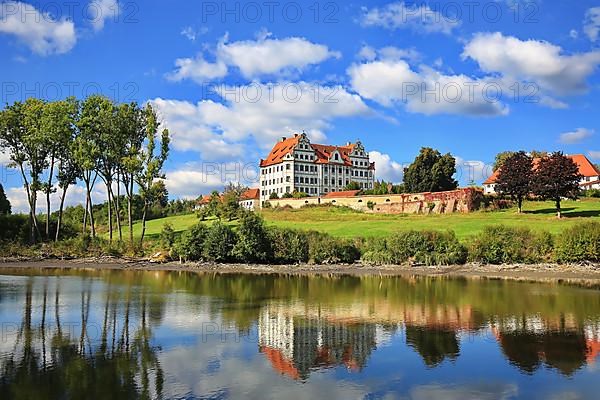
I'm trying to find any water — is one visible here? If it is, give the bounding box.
[1,269,600,399]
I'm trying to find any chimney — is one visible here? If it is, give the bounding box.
[281,137,286,142]
[346,142,351,146]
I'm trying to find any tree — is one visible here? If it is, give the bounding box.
[344,181,361,190]
[403,147,457,193]
[493,151,516,171]
[232,212,272,263]
[496,151,533,213]
[0,183,11,215]
[117,102,145,245]
[219,189,241,221]
[532,152,582,218]
[0,99,48,242]
[136,104,170,245]
[269,192,279,200]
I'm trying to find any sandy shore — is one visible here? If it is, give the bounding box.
[1,257,600,285]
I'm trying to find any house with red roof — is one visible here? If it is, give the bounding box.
[239,188,260,211]
[483,154,600,195]
[259,132,375,204]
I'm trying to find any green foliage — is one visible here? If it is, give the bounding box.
[269,227,309,264]
[468,225,554,264]
[0,184,11,215]
[344,181,361,190]
[233,212,273,263]
[493,151,516,171]
[203,222,236,262]
[269,192,280,199]
[362,231,467,265]
[307,232,360,264]
[281,192,293,198]
[0,214,29,242]
[555,222,600,263]
[292,191,308,198]
[583,189,600,198]
[403,147,457,193]
[173,222,210,262]
[159,222,175,250]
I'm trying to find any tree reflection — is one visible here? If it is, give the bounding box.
[0,277,165,399]
[405,326,459,367]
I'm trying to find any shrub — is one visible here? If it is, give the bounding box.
[233,212,272,263]
[468,225,554,264]
[363,231,467,265]
[203,222,236,262]
[584,189,600,198]
[174,223,209,262]
[159,222,175,250]
[554,222,600,263]
[0,214,29,243]
[307,232,360,264]
[269,227,309,264]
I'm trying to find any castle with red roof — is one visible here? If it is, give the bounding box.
[259,132,375,203]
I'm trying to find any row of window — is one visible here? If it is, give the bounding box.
[261,181,374,197]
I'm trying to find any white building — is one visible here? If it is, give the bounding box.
[239,188,260,211]
[259,133,376,204]
[483,154,600,195]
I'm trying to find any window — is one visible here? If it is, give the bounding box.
[286,164,290,170]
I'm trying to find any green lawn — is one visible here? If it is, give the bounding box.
[122,199,600,241]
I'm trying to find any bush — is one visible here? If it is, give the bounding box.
[362,231,467,265]
[468,225,554,264]
[233,212,272,263]
[174,222,209,262]
[0,214,29,243]
[159,222,175,250]
[269,227,309,264]
[584,189,600,198]
[307,232,360,264]
[555,222,600,263]
[203,222,236,262]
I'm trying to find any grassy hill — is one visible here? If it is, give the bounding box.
[121,198,600,241]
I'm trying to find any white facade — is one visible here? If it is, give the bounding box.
[259,133,375,204]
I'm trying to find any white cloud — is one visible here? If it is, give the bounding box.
[169,35,340,82]
[462,32,600,95]
[5,184,104,214]
[570,29,578,39]
[454,156,493,185]
[0,150,10,165]
[360,1,460,34]
[369,151,404,183]
[181,26,196,42]
[88,0,120,31]
[151,82,370,157]
[559,128,594,144]
[167,55,228,83]
[164,163,259,198]
[0,1,76,55]
[588,151,600,160]
[539,96,568,109]
[218,36,340,79]
[584,7,600,42]
[348,58,508,116]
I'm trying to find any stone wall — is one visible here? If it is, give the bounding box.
[265,188,483,215]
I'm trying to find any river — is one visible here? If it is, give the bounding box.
[1,268,599,399]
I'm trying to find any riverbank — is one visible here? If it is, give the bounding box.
[2,257,600,285]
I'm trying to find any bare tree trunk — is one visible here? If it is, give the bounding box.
[55,185,69,242]
[106,179,113,242]
[556,199,562,219]
[83,172,97,238]
[46,156,55,240]
[115,172,123,241]
[83,195,88,234]
[140,201,148,246]
[18,164,40,243]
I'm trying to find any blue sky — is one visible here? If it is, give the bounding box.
[1,0,600,210]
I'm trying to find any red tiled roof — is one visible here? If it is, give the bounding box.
[260,134,360,167]
[323,190,361,198]
[240,188,260,200]
[260,135,301,167]
[260,346,299,380]
[484,154,599,185]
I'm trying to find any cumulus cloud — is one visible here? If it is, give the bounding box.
[0,1,76,55]
[169,35,340,82]
[151,82,370,157]
[369,151,404,183]
[0,150,10,165]
[167,55,228,83]
[348,58,508,116]
[164,163,259,198]
[462,32,600,96]
[360,1,460,34]
[88,0,120,31]
[584,7,600,42]
[454,156,494,185]
[5,184,103,214]
[559,128,594,144]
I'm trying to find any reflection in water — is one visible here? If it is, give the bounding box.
[0,270,600,398]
